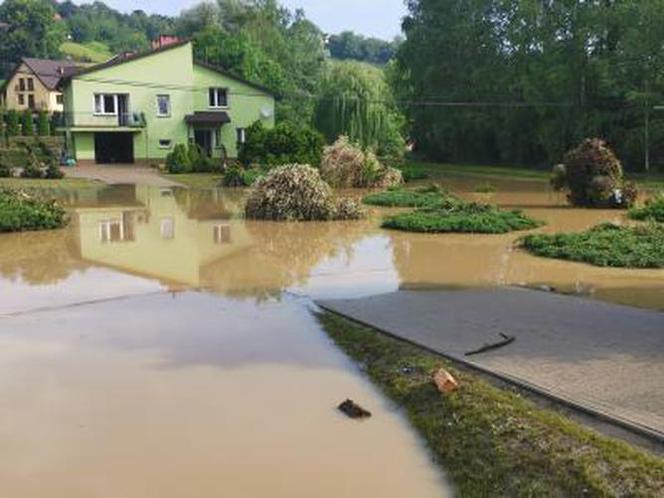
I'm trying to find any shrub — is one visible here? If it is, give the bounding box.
[0,148,29,169]
[37,111,50,136]
[22,110,34,136]
[0,160,13,178]
[553,138,637,208]
[320,136,403,188]
[245,164,364,221]
[221,163,265,187]
[238,121,324,167]
[44,159,64,179]
[6,110,20,137]
[0,189,68,232]
[165,144,191,174]
[20,153,44,179]
[629,192,664,222]
[398,164,430,182]
[383,203,542,234]
[363,184,460,208]
[521,223,664,268]
[188,144,220,173]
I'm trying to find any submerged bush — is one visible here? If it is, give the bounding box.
[629,192,664,222]
[0,189,68,232]
[166,144,220,174]
[245,164,365,221]
[383,203,542,234]
[521,223,664,268]
[320,136,403,188]
[363,184,460,208]
[221,163,265,187]
[552,138,637,208]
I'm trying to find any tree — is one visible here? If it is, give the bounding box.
[37,110,49,136]
[328,31,398,65]
[315,61,405,159]
[6,110,20,137]
[0,0,64,63]
[21,110,34,136]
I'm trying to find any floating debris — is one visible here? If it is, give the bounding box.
[465,333,515,357]
[338,399,372,419]
[432,368,459,394]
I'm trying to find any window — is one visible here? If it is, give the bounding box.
[160,217,175,239]
[158,139,172,149]
[236,128,246,144]
[27,94,35,109]
[27,78,34,91]
[214,127,222,148]
[56,94,63,105]
[94,94,117,115]
[156,94,170,116]
[209,87,228,108]
[18,94,24,105]
[213,224,232,244]
[18,78,25,91]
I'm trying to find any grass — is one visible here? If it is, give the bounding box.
[0,188,68,232]
[363,184,459,208]
[383,202,543,234]
[59,41,112,63]
[0,177,100,190]
[161,173,222,189]
[318,311,664,497]
[629,192,664,222]
[521,223,664,268]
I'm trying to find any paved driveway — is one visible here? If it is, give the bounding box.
[318,288,664,441]
[65,164,182,187]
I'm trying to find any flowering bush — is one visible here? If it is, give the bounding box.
[245,164,365,221]
[320,136,403,188]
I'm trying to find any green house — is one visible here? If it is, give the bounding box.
[58,40,275,165]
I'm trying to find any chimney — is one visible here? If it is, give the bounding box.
[151,35,181,50]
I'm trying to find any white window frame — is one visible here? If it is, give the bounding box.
[236,127,246,144]
[94,93,118,116]
[213,224,232,244]
[158,139,173,149]
[156,94,171,117]
[209,87,228,109]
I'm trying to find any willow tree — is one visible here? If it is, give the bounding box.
[314,60,405,159]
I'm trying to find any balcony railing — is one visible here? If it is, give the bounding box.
[54,112,147,129]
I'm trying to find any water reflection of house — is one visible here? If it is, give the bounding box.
[73,185,251,287]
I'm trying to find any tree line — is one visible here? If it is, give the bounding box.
[393,0,664,170]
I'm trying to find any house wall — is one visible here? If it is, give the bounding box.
[66,42,275,163]
[4,63,63,112]
[192,64,275,158]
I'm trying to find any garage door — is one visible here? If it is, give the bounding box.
[94,133,134,164]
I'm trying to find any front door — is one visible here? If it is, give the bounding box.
[194,129,212,156]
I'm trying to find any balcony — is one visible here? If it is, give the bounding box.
[55,111,147,131]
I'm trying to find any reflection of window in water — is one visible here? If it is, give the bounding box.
[160,217,175,239]
[99,212,135,243]
[213,224,231,244]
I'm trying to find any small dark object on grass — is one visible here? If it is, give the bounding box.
[338,399,372,419]
[465,333,515,357]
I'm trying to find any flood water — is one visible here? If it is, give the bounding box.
[0,177,662,496]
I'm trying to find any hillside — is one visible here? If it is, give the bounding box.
[59,41,113,63]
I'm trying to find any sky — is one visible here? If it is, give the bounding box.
[74,1,407,40]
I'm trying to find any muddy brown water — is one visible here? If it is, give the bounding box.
[0,177,662,496]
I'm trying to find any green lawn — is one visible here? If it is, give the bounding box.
[0,177,101,190]
[318,312,664,497]
[161,173,222,189]
[59,41,112,63]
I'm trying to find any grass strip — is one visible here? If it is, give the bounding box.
[629,193,664,222]
[521,223,664,268]
[317,311,664,498]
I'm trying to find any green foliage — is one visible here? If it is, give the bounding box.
[474,182,496,194]
[21,110,34,137]
[0,159,13,178]
[44,159,63,179]
[320,136,403,188]
[0,0,65,63]
[363,184,458,208]
[522,223,664,268]
[6,110,20,137]
[221,163,264,187]
[37,111,49,137]
[383,203,542,234]
[327,31,398,65]
[395,0,664,169]
[397,163,430,182]
[20,159,43,179]
[555,139,638,208]
[59,40,113,63]
[315,61,406,160]
[0,188,67,232]
[629,192,664,222]
[318,312,664,497]
[245,164,364,221]
[0,148,28,168]
[165,144,191,174]
[239,121,324,167]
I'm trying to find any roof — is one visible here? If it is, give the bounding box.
[22,58,81,90]
[185,111,231,125]
[194,61,275,97]
[60,39,192,86]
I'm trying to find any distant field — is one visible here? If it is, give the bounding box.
[60,41,113,63]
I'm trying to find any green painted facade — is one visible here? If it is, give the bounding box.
[61,42,275,164]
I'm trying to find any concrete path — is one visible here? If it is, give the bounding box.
[65,164,182,187]
[317,288,664,440]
